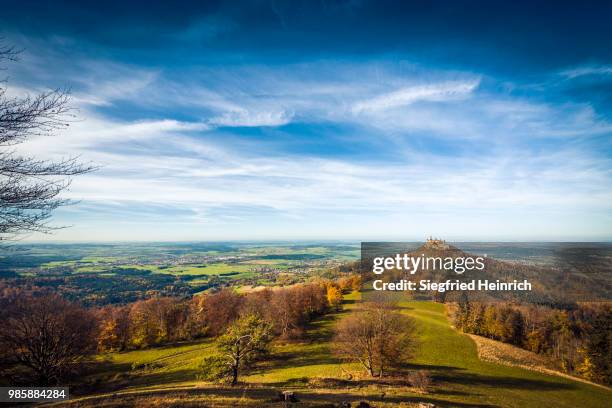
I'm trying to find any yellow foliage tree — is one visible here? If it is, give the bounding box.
[326,285,343,311]
[577,350,596,382]
[350,275,362,292]
[97,319,119,352]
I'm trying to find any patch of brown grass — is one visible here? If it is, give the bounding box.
[468,334,610,390]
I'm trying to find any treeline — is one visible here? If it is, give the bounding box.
[97,276,360,351]
[0,276,360,385]
[0,270,204,306]
[451,300,611,385]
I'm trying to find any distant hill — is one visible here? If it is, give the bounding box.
[362,240,611,305]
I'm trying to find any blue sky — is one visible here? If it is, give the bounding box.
[2,0,611,241]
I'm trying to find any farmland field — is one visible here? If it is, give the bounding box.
[0,242,360,305]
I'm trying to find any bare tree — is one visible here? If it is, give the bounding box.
[334,300,417,377]
[0,44,94,240]
[0,293,98,385]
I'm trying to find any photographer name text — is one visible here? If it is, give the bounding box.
[373,279,532,292]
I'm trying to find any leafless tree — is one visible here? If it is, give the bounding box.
[334,299,417,377]
[0,293,98,385]
[0,43,94,240]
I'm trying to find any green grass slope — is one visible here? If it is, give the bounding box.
[399,300,609,407]
[52,293,610,407]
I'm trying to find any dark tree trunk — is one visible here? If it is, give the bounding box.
[231,365,238,386]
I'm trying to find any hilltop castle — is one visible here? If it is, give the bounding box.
[424,236,450,250]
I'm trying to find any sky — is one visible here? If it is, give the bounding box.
[1,0,611,241]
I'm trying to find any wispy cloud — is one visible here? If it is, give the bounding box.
[352,80,480,114]
[5,37,611,240]
[560,65,612,79]
[208,109,293,127]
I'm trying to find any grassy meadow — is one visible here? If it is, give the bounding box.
[49,291,610,408]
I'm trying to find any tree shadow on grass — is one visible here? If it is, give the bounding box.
[79,360,199,395]
[403,362,576,392]
[303,310,348,342]
[262,349,340,369]
[435,371,576,391]
[261,368,575,399]
[405,362,464,371]
[130,369,199,386]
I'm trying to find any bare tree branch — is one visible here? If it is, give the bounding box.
[0,43,96,240]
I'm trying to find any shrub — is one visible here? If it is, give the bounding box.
[407,370,432,393]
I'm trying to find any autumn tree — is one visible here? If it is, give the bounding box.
[295,282,328,320]
[124,297,193,348]
[186,293,208,338]
[326,283,343,311]
[350,275,362,292]
[501,308,525,346]
[334,300,416,377]
[97,305,130,352]
[211,314,272,386]
[0,293,98,384]
[269,288,304,338]
[337,275,362,293]
[338,277,352,292]
[578,307,611,384]
[0,44,94,240]
[242,283,327,339]
[201,288,243,336]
